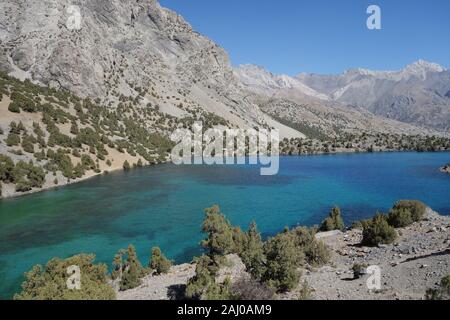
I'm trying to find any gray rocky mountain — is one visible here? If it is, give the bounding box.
[296,60,450,132]
[0,0,303,138]
[234,65,443,137]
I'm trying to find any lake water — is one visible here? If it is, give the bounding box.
[0,152,449,299]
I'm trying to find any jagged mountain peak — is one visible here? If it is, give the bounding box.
[404,59,446,73]
[295,60,450,132]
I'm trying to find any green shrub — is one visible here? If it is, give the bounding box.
[8,101,20,113]
[201,205,235,258]
[230,278,275,300]
[362,213,397,246]
[185,254,231,300]
[292,227,330,267]
[120,245,147,291]
[149,247,172,275]
[262,231,303,292]
[240,222,265,279]
[15,179,32,192]
[123,160,131,171]
[21,135,36,154]
[425,275,450,300]
[47,149,74,178]
[320,206,345,231]
[388,208,413,228]
[81,154,96,171]
[297,281,313,300]
[350,219,372,230]
[14,254,116,300]
[391,200,426,223]
[6,132,20,146]
[0,155,14,182]
[304,238,330,267]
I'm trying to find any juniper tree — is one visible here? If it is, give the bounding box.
[388,200,426,227]
[362,213,397,246]
[320,206,345,231]
[240,221,265,279]
[231,226,247,255]
[201,205,234,261]
[262,230,304,292]
[123,160,131,171]
[149,247,172,275]
[185,254,230,300]
[120,245,146,291]
[14,254,115,300]
[111,248,126,280]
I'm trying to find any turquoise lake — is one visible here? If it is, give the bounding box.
[0,152,449,299]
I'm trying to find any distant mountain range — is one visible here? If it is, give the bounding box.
[236,61,450,132]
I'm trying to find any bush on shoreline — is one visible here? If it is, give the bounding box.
[149,247,172,275]
[388,200,426,227]
[362,213,397,246]
[320,206,345,232]
[14,254,115,300]
[262,230,303,292]
[120,245,148,291]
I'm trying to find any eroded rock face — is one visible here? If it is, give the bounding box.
[0,0,271,131]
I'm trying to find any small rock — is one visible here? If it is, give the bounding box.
[428,227,438,233]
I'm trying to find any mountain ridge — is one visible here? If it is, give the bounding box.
[236,60,450,132]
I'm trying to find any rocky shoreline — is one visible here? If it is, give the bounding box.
[117,208,449,300]
[441,164,450,174]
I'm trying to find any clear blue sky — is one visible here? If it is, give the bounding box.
[159,0,450,75]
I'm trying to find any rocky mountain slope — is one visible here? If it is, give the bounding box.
[0,0,302,139]
[296,60,450,132]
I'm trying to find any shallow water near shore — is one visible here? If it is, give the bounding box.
[0,152,450,299]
